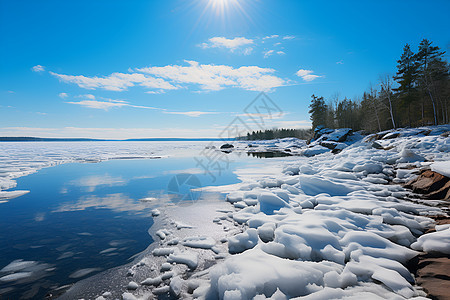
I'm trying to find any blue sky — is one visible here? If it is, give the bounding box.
[1,0,449,138]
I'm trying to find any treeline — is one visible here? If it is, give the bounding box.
[309,39,449,132]
[239,128,312,140]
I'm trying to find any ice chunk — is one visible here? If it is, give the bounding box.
[127,281,139,290]
[209,248,336,299]
[258,192,289,214]
[303,145,330,157]
[122,292,138,300]
[182,236,216,249]
[167,251,199,269]
[152,247,175,256]
[0,190,29,201]
[298,175,353,196]
[0,259,37,272]
[397,148,425,163]
[411,228,450,254]
[228,229,258,254]
[170,276,183,297]
[431,161,450,178]
[161,263,172,271]
[141,276,162,286]
[0,272,32,282]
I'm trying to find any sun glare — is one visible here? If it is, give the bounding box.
[207,0,242,16]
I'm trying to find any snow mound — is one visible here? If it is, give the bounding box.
[411,228,450,254]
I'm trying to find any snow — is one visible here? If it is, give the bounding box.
[411,228,450,254]
[141,276,162,286]
[167,250,199,269]
[181,236,216,249]
[186,125,450,299]
[126,281,139,290]
[430,161,450,178]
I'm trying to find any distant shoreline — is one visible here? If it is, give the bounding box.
[0,137,235,142]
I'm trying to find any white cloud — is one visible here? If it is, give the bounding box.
[283,35,295,40]
[263,50,285,59]
[336,60,344,65]
[263,50,274,58]
[201,37,254,51]
[243,47,253,55]
[67,97,159,111]
[50,71,178,92]
[296,69,322,82]
[67,100,127,110]
[163,111,218,117]
[263,35,279,40]
[58,92,68,98]
[135,60,285,92]
[32,65,45,72]
[51,61,285,93]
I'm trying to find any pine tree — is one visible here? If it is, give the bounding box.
[394,44,419,126]
[416,39,447,125]
[308,95,328,129]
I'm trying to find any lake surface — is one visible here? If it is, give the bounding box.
[0,149,267,299]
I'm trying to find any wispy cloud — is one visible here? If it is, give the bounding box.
[58,92,68,98]
[201,34,295,58]
[336,60,344,65]
[67,95,159,111]
[296,69,323,82]
[263,35,279,40]
[263,49,286,59]
[163,111,218,117]
[200,37,253,52]
[263,50,274,58]
[32,65,45,72]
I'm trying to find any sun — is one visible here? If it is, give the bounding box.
[207,0,242,16]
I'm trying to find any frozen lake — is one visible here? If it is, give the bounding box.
[0,142,270,299]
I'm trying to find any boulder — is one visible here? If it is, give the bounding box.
[220,143,234,149]
[405,170,450,200]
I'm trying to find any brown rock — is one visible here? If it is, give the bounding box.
[405,170,450,200]
[416,257,450,300]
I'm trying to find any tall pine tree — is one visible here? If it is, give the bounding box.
[308,95,327,129]
[416,39,447,125]
[394,44,418,126]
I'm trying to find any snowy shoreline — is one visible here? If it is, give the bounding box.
[61,125,450,300]
[1,126,449,299]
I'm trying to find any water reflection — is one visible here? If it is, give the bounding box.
[68,174,127,192]
[53,193,154,214]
